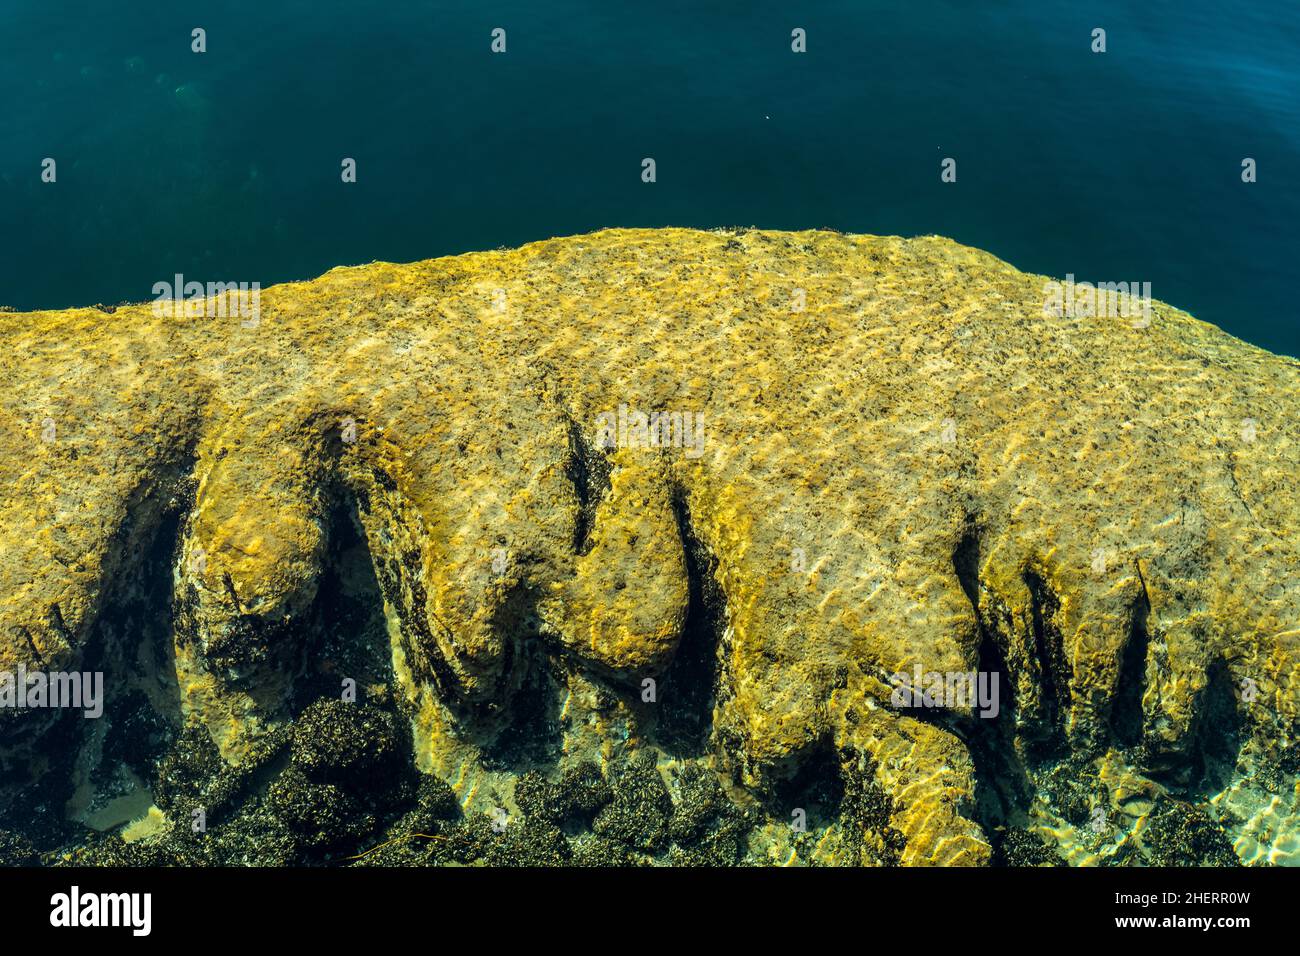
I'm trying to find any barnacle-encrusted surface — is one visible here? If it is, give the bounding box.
[1,227,1297,865]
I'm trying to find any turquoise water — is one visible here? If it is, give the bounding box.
[1,1,1297,356]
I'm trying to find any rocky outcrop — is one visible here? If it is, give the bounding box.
[2,227,1297,865]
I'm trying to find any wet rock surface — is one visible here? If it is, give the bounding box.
[0,227,1297,865]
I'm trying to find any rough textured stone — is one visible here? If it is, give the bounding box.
[2,227,1297,865]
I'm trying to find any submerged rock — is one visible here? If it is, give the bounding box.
[1,227,1297,865]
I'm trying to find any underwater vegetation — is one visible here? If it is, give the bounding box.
[0,227,1296,866]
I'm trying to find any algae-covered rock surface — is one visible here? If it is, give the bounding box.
[0,227,1297,866]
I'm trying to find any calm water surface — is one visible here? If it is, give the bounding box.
[1,1,1296,355]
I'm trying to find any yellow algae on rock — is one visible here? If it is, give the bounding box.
[1,227,1298,865]
[121,805,168,844]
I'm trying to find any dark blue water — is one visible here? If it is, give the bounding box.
[2,1,1297,355]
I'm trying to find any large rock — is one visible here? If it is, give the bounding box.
[2,227,1297,865]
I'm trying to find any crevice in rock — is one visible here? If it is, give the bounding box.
[565,418,612,556]
[1024,570,1072,756]
[876,672,1030,854]
[0,472,193,852]
[952,526,982,611]
[966,626,1033,828]
[287,486,395,716]
[1109,570,1151,749]
[939,531,1033,844]
[480,585,565,771]
[365,510,461,707]
[1177,658,1244,799]
[651,486,728,757]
